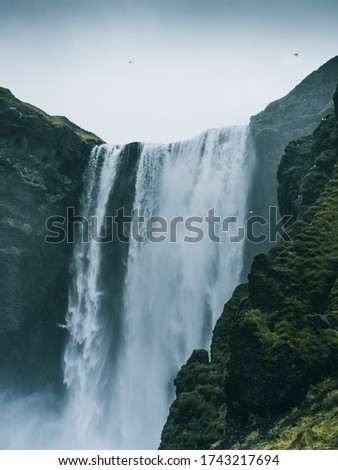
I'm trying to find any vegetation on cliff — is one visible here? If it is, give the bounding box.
[0,88,103,391]
[160,84,338,450]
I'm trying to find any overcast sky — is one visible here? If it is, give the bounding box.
[0,0,337,143]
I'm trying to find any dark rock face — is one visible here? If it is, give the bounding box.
[242,56,338,275]
[0,88,103,392]
[334,85,338,119]
[159,348,226,450]
[160,84,338,450]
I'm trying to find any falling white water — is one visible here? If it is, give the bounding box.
[62,126,254,449]
[63,144,123,447]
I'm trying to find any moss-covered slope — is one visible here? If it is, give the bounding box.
[160,85,338,450]
[0,88,103,391]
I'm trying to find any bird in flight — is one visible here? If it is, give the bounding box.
[294,53,299,57]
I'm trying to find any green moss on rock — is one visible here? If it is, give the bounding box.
[160,350,226,450]
[0,87,103,391]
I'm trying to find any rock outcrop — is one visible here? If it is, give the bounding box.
[0,88,103,391]
[243,56,338,275]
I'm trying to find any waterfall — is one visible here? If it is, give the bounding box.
[63,126,254,449]
[63,144,124,447]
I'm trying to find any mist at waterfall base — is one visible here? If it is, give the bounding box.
[0,126,255,449]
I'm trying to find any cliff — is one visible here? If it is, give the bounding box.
[243,56,338,275]
[160,85,338,450]
[0,88,103,391]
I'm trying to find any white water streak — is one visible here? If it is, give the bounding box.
[63,144,122,446]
